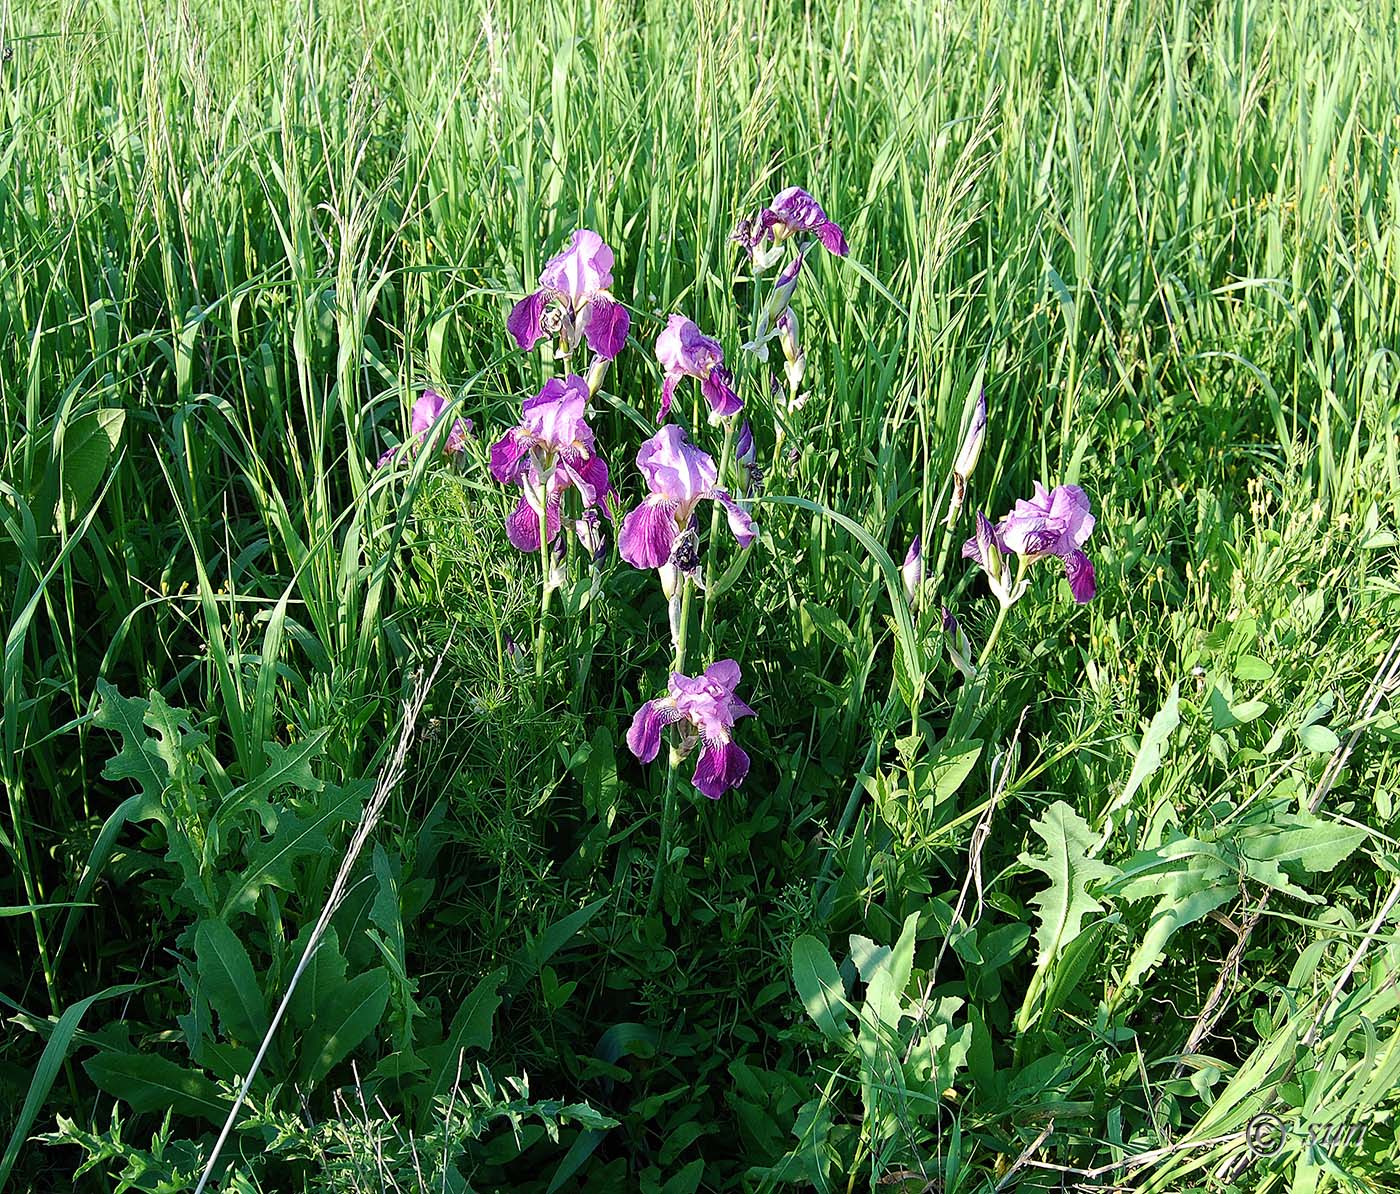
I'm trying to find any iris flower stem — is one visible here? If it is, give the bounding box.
[976,556,1029,670]
[534,502,552,709]
[698,419,738,651]
[650,576,694,915]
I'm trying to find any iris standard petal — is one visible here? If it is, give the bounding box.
[539,229,615,302]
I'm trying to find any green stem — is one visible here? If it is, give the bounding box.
[699,419,738,650]
[650,576,693,915]
[534,499,552,709]
[975,556,1029,670]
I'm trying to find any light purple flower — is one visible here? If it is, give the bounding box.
[962,483,1096,604]
[617,425,756,571]
[489,375,613,553]
[506,229,630,361]
[376,389,472,468]
[626,659,756,799]
[736,187,848,259]
[654,315,741,422]
[902,536,923,604]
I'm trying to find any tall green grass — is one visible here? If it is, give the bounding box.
[2,0,1399,1188]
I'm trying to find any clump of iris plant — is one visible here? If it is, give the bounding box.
[627,660,755,800]
[376,389,471,468]
[489,374,613,552]
[735,187,847,448]
[654,315,741,423]
[507,229,630,362]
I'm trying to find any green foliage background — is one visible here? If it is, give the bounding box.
[2,0,1399,1188]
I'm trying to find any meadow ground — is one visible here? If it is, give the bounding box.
[3,0,1400,1189]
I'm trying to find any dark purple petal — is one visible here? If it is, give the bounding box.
[507,290,550,350]
[626,698,679,763]
[489,429,531,485]
[1064,550,1096,604]
[701,367,742,418]
[691,740,750,799]
[618,497,680,569]
[583,296,630,360]
[505,495,560,553]
[559,450,611,509]
[816,220,848,256]
[711,490,756,548]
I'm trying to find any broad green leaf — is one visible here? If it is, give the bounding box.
[84,1052,230,1126]
[221,782,365,916]
[300,968,390,1086]
[194,919,268,1044]
[288,927,348,1030]
[59,408,124,520]
[1106,684,1180,826]
[428,967,506,1101]
[1240,812,1365,875]
[791,935,851,1044]
[1300,724,1341,753]
[218,730,329,832]
[1020,802,1121,964]
[860,911,920,1027]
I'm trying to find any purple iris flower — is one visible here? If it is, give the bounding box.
[626,659,756,799]
[736,187,848,260]
[506,229,630,360]
[376,389,472,468]
[617,425,756,571]
[962,483,1096,604]
[654,315,741,423]
[489,374,613,553]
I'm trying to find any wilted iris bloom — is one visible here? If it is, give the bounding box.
[735,187,849,264]
[901,536,923,604]
[376,389,472,468]
[654,315,741,422]
[963,484,1096,604]
[489,374,612,552]
[943,390,987,526]
[626,659,756,799]
[618,424,756,573]
[507,229,630,360]
[733,420,764,496]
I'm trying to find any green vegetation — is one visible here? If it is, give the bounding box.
[2,0,1399,1188]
